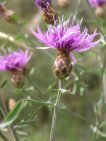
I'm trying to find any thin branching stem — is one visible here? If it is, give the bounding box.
[49,80,62,141]
[0,131,9,141]
[86,0,106,100]
[0,96,19,141]
[73,0,81,21]
[86,1,106,139]
[0,32,33,51]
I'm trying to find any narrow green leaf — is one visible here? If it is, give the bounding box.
[0,80,7,88]
[0,100,27,130]
[26,98,53,106]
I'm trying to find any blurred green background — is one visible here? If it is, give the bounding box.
[0,0,106,141]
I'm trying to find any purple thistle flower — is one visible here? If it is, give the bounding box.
[35,0,51,10]
[32,17,102,62]
[0,49,32,71]
[88,0,106,7]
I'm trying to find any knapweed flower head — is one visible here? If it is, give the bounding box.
[0,49,32,88]
[0,49,32,72]
[32,17,102,79]
[88,0,106,7]
[35,0,57,24]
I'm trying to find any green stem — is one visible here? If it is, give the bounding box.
[0,96,19,141]
[88,133,95,141]
[10,125,19,141]
[73,0,81,21]
[0,131,9,141]
[49,80,62,141]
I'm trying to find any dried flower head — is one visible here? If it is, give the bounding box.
[0,49,32,87]
[32,17,102,79]
[35,0,57,24]
[0,2,15,22]
[88,0,106,7]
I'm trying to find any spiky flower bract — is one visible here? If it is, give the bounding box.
[32,17,102,79]
[88,0,106,7]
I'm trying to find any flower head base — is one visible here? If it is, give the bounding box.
[35,0,57,24]
[32,17,102,79]
[11,71,25,88]
[0,49,32,87]
[53,52,72,79]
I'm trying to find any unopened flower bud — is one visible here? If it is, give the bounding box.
[8,98,16,111]
[95,6,104,17]
[53,53,72,79]
[4,10,15,22]
[0,3,15,23]
[57,0,69,7]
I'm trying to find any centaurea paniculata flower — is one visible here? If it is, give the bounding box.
[0,49,32,87]
[35,0,57,24]
[32,17,102,79]
[88,0,106,16]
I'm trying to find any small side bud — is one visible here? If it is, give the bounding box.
[4,10,15,22]
[53,53,72,79]
[8,98,16,111]
[95,6,104,17]
[58,0,69,8]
